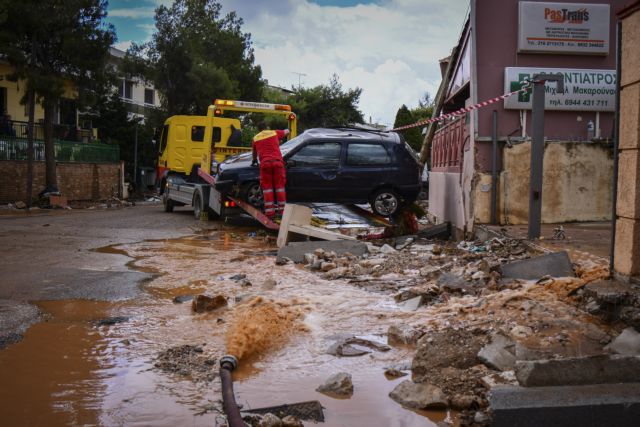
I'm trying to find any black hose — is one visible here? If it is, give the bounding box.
[219,355,244,427]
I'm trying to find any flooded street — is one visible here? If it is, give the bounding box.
[0,212,451,426]
[0,205,626,426]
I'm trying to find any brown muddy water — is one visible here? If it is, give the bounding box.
[0,230,454,426]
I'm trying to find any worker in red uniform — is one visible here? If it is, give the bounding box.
[251,122,289,218]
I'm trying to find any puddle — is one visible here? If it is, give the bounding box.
[0,232,456,426]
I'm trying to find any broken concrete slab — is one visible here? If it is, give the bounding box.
[389,380,448,409]
[606,327,640,356]
[276,240,367,264]
[501,251,574,280]
[477,333,516,372]
[583,279,637,305]
[515,355,640,387]
[490,383,640,427]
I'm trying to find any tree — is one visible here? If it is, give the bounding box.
[393,105,423,151]
[392,93,434,152]
[0,0,115,194]
[126,0,263,116]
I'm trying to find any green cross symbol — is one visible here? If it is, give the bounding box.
[510,73,533,103]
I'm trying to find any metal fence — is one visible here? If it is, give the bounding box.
[0,137,119,164]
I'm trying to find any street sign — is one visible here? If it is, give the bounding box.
[518,2,610,55]
[504,67,616,111]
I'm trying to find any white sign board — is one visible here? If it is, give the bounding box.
[518,2,610,55]
[504,67,616,111]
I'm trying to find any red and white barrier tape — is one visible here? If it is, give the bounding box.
[391,86,531,132]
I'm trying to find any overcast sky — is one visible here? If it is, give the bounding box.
[107,0,469,127]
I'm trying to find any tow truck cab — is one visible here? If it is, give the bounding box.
[157,100,298,191]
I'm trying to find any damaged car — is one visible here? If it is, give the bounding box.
[214,127,421,216]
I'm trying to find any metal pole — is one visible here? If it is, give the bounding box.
[527,73,564,240]
[528,80,545,239]
[491,110,498,225]
[133,123,138,188]
[610,20,622,277]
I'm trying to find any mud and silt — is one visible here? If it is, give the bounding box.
[0,226,617,426]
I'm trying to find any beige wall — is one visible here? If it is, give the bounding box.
[474,142,613,225]
[0,161,120,203]
[614,4,640,279]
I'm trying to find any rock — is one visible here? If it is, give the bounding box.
[359,258,386,267]
[437,273,471,293]
[477,333,516,371]
[474,411,490,424]
[324,267,349,280]
[481,371,518,388]
[327,336,391,357]
[606,327,640,356]
[419,265,442,279]
[510,325,534,339]
[471,271,487,281]
[325,250,338,260]
[387,324,424,345]
[281,415,303,427]
[366,243,381,254]
[303,253,316,265]
[258,413,283,427]
[229,274,246,281]
[191,294,227,313]
[620,306,640,329]
[394,284,440,303]
[450,394,480,410]
[316,372,353,396]
[398,295,424,311]
[432,245,443,255]
[96,316,129,326]
[262,279,277,290]
[380,244,396,254]
[238,278,253,287]
[321,261,337,272]
[15,201,26,209]
[384,368,408,378]
[314,248,325,258]
[275,257,292,265]
[172,295,194,304]
[388,380,447,409]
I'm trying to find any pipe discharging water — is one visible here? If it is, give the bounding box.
[220,297,309,425]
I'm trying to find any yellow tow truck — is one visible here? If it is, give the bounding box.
[158,99,298,221]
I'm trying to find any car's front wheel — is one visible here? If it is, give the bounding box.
[370,188,400,217]
[242,182,264,208]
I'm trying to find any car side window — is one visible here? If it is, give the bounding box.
[347,143,390,165]
[290,142,341,166]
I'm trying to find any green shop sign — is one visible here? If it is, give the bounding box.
[504,67,616,112]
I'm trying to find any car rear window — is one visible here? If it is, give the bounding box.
[347,143,390,165]
[290,142,341,166]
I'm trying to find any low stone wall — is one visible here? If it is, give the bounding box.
[474,141,613,225]
[0,161,120,203]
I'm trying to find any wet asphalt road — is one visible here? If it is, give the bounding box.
[0,203,206,347]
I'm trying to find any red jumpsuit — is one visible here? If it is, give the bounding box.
[252,130,287,218]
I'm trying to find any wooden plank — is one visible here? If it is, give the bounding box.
[229,196,280,230]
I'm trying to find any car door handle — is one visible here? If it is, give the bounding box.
[319,172,337,180]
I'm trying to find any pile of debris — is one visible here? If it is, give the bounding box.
[154,344,217,382]
[277,230,628,425]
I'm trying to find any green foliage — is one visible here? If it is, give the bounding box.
[0,0,115,188]
[126,0,263,116]
[91,94,156,176]
[260,75,363,131]
[393,93,434,151]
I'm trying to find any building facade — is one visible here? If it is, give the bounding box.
[428,0,623,234]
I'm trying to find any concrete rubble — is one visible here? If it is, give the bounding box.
[277,227,637,425]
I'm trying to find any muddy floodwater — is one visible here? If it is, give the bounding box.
[0,228,454,426]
